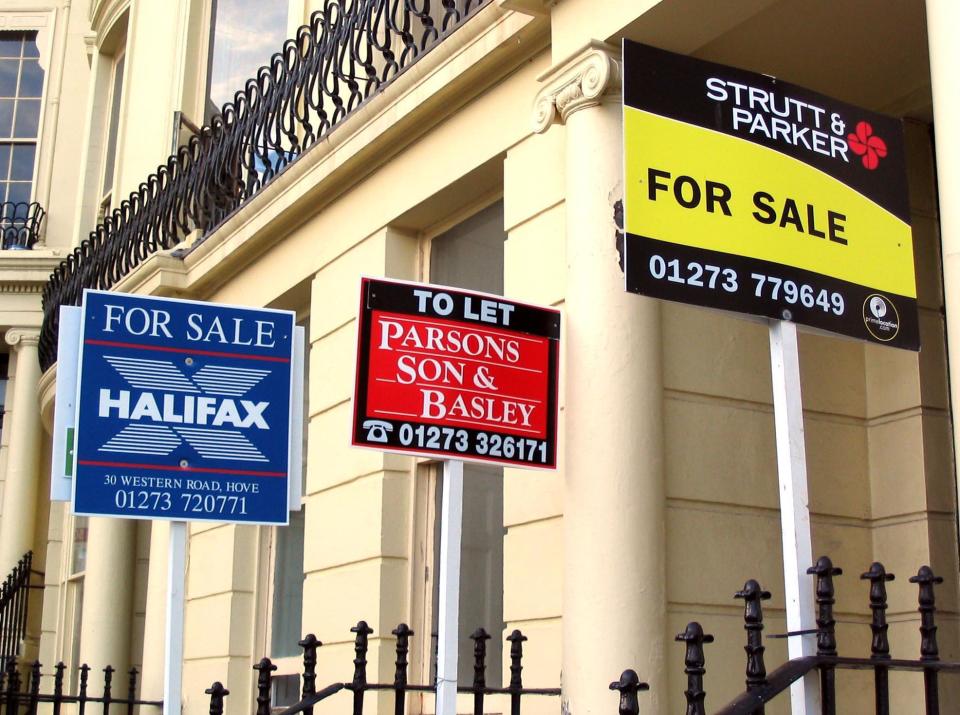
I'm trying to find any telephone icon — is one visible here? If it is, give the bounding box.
[362,420,393,443]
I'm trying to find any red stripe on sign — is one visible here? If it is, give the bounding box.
[78,460,286,478]
[83,339,291,362]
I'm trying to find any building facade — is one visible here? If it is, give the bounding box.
[0,1,957,714]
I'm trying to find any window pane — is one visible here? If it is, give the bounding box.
[0,144,11,181]
[0,182,9,207]
[271,675,301,709]
[430,464,504,688]
[207,0,288,112]
[0,99,12,137]
[0,60,18,96]
[10,144,34,181]
[0,37,20,59]
[429,202,506,295]
[68,579,84,691]
[102,55,125,194]
[0,360,5,433]
[460,464,504,687]
[18,60,43,97]
[22,34,39,59]
[270,509,305,657]
[0,354,8,408]
[12,194,29,216]
[7,181,30,205]
[14,98,39,138]
[72,517,89,574]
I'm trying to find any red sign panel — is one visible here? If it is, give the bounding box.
[352,278,560,469]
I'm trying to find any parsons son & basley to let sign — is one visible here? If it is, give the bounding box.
[352,278,560,469]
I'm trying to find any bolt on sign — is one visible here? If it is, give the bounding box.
[622,40,917,349]
[352,278,560,469]
[72,290,302,524]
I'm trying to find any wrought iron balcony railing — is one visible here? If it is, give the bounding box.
[0,203,45,251]
[0,552,39,673]
[38,0,489,370]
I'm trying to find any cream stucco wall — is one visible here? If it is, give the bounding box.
[14,2,960,715]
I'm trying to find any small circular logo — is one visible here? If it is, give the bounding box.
[869,296,887,319]
[862,294,900,341]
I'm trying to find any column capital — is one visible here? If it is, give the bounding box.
[532,41,621,134]
[5,328,41,350]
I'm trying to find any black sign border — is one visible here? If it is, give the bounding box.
[625,233,919,351]
[352,277,561,470]
[621,39,919,350]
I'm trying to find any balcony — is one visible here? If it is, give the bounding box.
[0,202,44,250]
[38,0,490,370]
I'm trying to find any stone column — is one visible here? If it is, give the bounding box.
[77,516,136,688]
[138,520,170,703]
[533,42,667,715]
[926,0,960,505]
[0,329,43,575]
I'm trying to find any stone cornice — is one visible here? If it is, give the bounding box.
[497,0,553,16]
[0,282,45,294]
[0,251,65,292]
[532,41,621,134]
[5,327,41,349]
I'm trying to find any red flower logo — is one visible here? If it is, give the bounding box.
[848,121,887,170]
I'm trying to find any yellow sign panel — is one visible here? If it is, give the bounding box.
[625,108,915,298]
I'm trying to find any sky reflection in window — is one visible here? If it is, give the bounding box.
[208,0,288,112]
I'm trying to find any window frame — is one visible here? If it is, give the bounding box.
[409,461,443,692]
[74,8,129,237]
[96,45,127,222]
[0,12,54,231]
[0,351,8,439]
[409,461,506,695]
[62,513,89,691]
[252,312,309,702]
[253,510,306,683]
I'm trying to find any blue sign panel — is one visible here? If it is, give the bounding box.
[73,290,296,524]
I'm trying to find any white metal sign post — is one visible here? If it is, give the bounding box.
[435,459,464,715]
[164,522,187,715]
[768,319,818,715]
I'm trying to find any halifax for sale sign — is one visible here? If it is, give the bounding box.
[72,290,297,524]
[352,278,560,469]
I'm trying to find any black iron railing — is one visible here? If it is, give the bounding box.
[0,553,40,673]
[203,620,562,715]
[0,660,161,715]
[198,557,959,715]
[650,557,959,715]
[38,0,490,370]
[0,203,44,250]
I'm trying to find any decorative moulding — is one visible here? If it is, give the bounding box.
[532,40,621,134]
[5,327,41,349]
[89,0,129,44]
